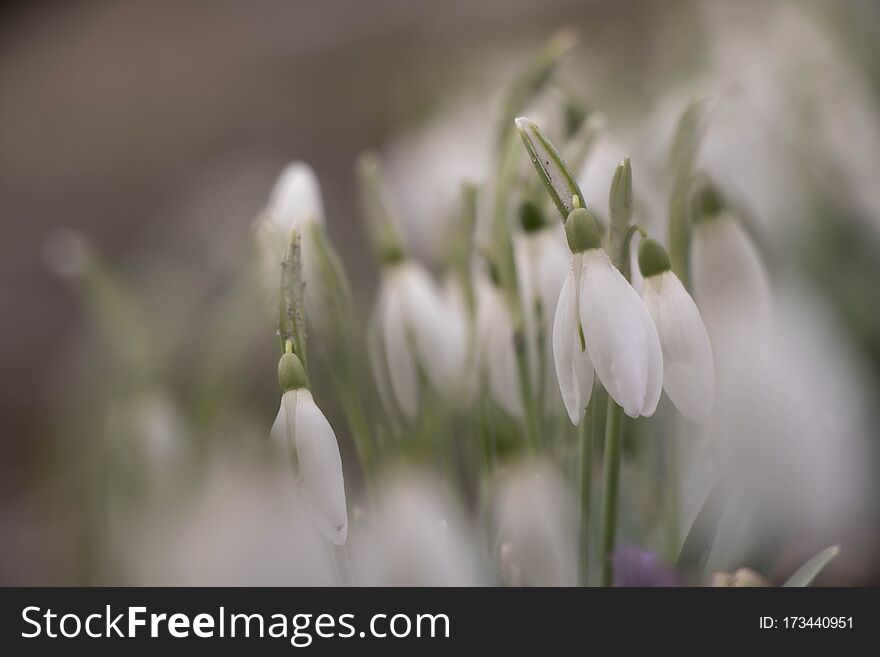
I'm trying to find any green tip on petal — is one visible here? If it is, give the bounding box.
[278,351,308,392]
[638,238,672,278]
[519,199,548,233]
[565,208,602,253]
[691,177,725,223]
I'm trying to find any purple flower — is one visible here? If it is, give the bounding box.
[612,545,681,587]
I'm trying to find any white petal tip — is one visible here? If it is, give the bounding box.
[514,116,531,131]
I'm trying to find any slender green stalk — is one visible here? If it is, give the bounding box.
[600,397,624,587]
[577,406,593,586]
[663,428,680,561]
[514,335,541,449]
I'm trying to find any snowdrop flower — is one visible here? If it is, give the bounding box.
[120,460,335,585]
[271,350,347,546]
[638,238,714,422]
[256,162,326,322]
[353,474,481,586]
[493,460,578,586]
[474,273,523,419]
[553,208,663,420]
[370,258,456,419]
[513,208,570,409]
[689,200,772,353]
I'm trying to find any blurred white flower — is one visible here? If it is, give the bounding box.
[638,239,714,423]
[384,96,494,263]
[436,273,471,399]
[493,460,577,586]
[370,260,455,419]
[690,211,772,354]
[272,384,348,546]
[255,161,326,322]
[474,274,523,419]
[353,475,481,586]
[514,223,570,411]
[120,462,334,586]
[703,288,873,570]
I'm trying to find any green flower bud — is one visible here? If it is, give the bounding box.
[564,208,602,253]
[519,199,547,233]
[637,238,672,278]
[278,351,308,392]
[691,178,724,223]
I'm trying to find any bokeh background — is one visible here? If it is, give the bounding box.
[2,0,880,585]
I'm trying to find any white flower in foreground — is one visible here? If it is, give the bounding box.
[638,238,714,422]
[370,259,454,419]
[690,209,772,350]
[552,253,594,424]
[493,460,578,586]
[256,162,326,321]
[271,351,347,546]
[354,475,481,586]
[474,274,524,419]
[554,208,662,420]
[514,218,570,409]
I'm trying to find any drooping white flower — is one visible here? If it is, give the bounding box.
[690,210,772,354]
[514,222,570,410]
[638,238,714,422]
[256,162,326,322]
[271,352,347,546]
[474,274,523,419]
[553,208,662,420]
[370,259,456,419]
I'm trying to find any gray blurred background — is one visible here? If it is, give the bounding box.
[2,0,879,584]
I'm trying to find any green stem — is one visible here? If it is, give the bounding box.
[600,398,623,587]
[577,407,593,586]
[664,425,680,560]
[514,335,540,450]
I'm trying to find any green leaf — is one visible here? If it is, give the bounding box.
[667,96,708,285]
[608,157,633,270]
[356,152,405,264]
[676,480,722,570]
[515,116,584,220]
[782,546,840,587]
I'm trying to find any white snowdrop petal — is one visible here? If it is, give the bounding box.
[643,272,715,422]
[269,394,290,450]
[579,249,659,418]
[293,390,348,546]
[380,270,420,419]
[476,279,523,419]
[637,291,664,417]
[399,263,455,394]
[690,213,772,349]
[266,162,325,231]
[437,277,470,397]
[553,260,594,424]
